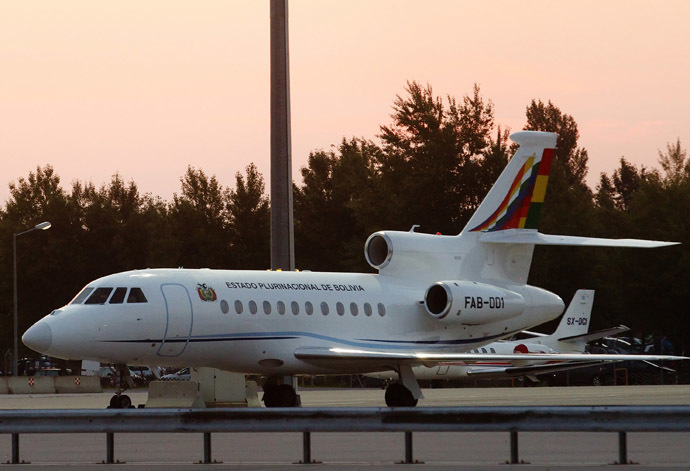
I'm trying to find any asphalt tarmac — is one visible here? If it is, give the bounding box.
[2,385,690,470]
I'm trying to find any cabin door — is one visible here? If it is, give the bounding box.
[157,283,193,357]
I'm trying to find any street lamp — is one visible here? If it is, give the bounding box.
[13,221,51,376]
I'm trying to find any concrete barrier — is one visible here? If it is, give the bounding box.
[7,376,56,394]
[192,368,248,406]
[55,376,103,394]
[146,381,206,408]
[245,381,262,407]
[0,377,8,394]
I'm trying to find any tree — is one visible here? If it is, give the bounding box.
[377,81,498,234]
[227,163,270,269]
[525,100,589,188]
[76,175,154,276]
[169,167,231,268]
[0,166,75,362]
[658,138,689,187]
[294,138,380,271]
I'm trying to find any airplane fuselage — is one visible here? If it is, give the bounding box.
[32,268,564,375]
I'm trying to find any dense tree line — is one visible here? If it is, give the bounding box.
[1,81,688,371]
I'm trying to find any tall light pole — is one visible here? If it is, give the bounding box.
[13,221,51,376]
[270,0,295,271]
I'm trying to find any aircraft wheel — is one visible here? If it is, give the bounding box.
[385,383,418,407]
[119,394,133,408]
[262,385,277,407]
[108,395,120,408]
[108,394,133,409]
[275,384,297,407]
[263,384,297,407]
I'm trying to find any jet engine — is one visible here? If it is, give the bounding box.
[424,280,525,325]
[364,230,462,278]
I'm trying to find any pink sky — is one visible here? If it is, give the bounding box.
[2,0,688,206]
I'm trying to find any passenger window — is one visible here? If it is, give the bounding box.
[234,300,243,314]
[364,303,372,317]
[320,302,329,316]
[336,302,344,316]
[277,301,286,315]
[249,300,257,314]
[109,287,127,304]
[220,300,229,314]
[127,288,148,303]
[377,303,386,317]
[85,288,113,305]
[71,287,94,305]
[291,301,299,315]
[263,301,271,315]
[350,302,358,316]
[305,301,314,315]
[490,348,496,353]
[481,348,487,353]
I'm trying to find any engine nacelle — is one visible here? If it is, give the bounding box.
[363,230,462,280]
[424,280,525,325]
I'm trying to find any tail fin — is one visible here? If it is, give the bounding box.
[458,131,557,284]
[546,289,595,353]
[463,131,557,234]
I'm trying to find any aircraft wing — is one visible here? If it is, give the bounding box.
[464,360,611,379]
[294,346,688,366]
[558,325,630,343]
[479,229,679,248]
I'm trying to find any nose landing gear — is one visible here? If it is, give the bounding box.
[107,364,136,409]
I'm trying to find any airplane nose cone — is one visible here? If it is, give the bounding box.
[22,322,52,354]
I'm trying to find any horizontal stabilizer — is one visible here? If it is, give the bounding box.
[520,330,548,338]
[479,229,679,248]
[559,325,630,343]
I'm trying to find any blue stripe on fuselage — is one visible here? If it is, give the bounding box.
[101,329,522,351]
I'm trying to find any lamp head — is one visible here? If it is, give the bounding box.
[35,221,51,231]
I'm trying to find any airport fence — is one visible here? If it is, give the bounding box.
[1,405,690,465]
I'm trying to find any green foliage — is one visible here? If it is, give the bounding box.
[376,81,500,234]
[294,138,381,272]
[227,163,270,269]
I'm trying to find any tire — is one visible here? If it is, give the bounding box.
[385,383,418,407]
[119,394,133,408]
[263,384,297,407]
[275,384,297,407]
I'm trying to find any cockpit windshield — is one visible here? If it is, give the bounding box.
[70,286,148,305]
[70,287,94,305]
[84,287,113,305]
[127,287,148,303]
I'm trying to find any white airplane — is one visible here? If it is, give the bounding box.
[22,131,684,408]
[366,289,632,383]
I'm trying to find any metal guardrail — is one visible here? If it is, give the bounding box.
[2,406,690,465]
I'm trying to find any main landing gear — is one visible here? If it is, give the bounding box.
[385,382,418,407]
[262,376,300,407]
[384,364,422,407]
[107,364,136,409]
